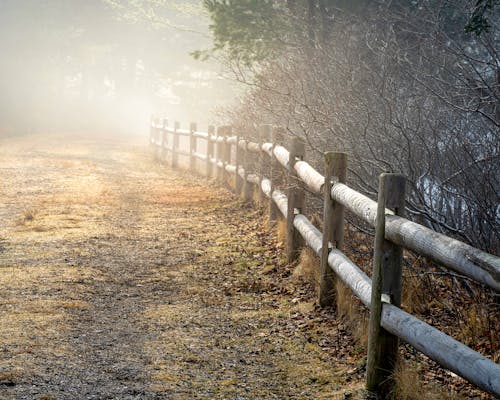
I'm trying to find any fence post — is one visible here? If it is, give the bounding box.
[366,173,406,396]
[155,118,162,160]
[234,133,242,195]
[242,138,252,202]
[223,126,228,183]
[268,126,282,224]
[172,121,180,169]
[258,125,270,207]
[149,116,155,147]
[207,125,214,178]
[223,126,232,187]
[319,152,347,307]
[286,136,306,263]
[190,122,197,173]
[215,127,221,182]
[161,118,168,162]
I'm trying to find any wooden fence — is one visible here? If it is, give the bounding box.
[149,117,500,397]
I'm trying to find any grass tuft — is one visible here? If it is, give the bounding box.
[402,273,426,314]
[16,207,37,225]
[276,218,287,245]
[292,247,320,290]
[391,361,465,400]
[336,279,369,350]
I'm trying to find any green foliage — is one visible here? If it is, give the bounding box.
[464,0,499,35]
[203,0,289,65]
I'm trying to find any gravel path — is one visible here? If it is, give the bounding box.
[0,133,363,400]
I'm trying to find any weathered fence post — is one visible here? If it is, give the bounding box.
[242,138,252,202]
[155,118,162,160]
[286,136,306,263]
[207,125,214,178]
[366,173,406,396]
[319,152,347,307]
[258,125,270,207]
[149,116,154,147]
[234,133,242,195]
[172,121,180,169]
[224,126,232,187]
[189,122,197,173]
[161,118,168,162]
[216,126,223,182]
[268,127,282,224]
[151,117,157,157]
[220,126,228,185]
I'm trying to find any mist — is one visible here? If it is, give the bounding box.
[0,0,236,137]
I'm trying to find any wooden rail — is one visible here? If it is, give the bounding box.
[149,118,500,397]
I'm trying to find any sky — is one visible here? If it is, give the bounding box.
[0,0,238,136]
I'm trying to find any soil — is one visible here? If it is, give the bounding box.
[0,133,365,400]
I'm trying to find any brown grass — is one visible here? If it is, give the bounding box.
[336,279,369,350]
[15,207,37,225]
[39,395,57,400]
[276,217,287,245]
[458,303,498,356]
[336,279,353,318]
[292,247,320,290]
[402,273,427,314]
[0,367,24,384]
[252,185,261,204]
[392,361,465,400]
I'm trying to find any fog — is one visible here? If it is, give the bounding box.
[0,0,237,137]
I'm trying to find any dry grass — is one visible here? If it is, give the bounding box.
[392,361,465,400]
[292,247,320,290]
[458,302,498,358]
[0,367,24,384]
[402,273,427,314]
[252,185,261,204]
[22,207,37,222]
[336,279,354,319]
[310,212,323,230]
[15,207,37,225]
[39,395,57,400]
[276,217,287,245]
[336,279,369,350]
[392,361,431,400]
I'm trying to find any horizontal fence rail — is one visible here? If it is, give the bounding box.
[149,117,500,397]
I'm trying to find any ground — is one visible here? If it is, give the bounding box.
[0,133,366,400]
[0,132,496,400]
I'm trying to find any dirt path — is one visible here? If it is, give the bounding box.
[0,133,364,399]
